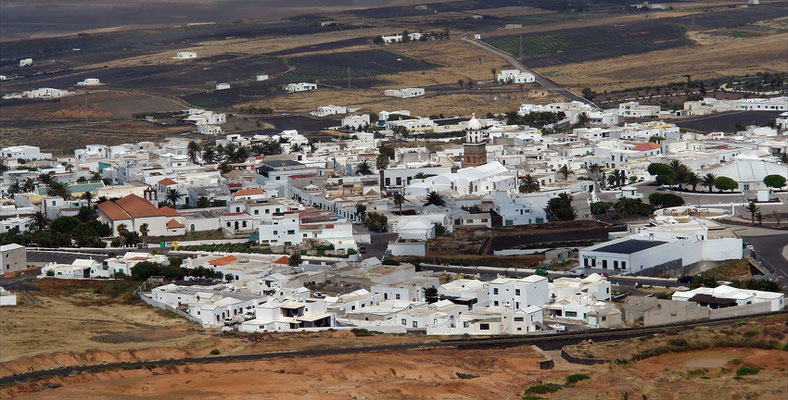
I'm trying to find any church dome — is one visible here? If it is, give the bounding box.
[467,113,482,131]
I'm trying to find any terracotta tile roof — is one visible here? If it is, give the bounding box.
[209,255,238,266]
[274,256,290,264]
[158,178,177,185]
[166,219,185,229]
[158,206,181,217]
[234,188,264,196]
[98,201,131,220]
[632,142,661,151]
[116,194,165,218]
[99,194,180,221]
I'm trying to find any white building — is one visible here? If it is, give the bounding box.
[19,58,33,67]
[618,102,661,118]
[240,298,336,332]
[496,69,535,84]
[672,285,784,312]
[311,105,347,117]
[0,287,17,306]
[1,244,27,275]
[216,83,230,90]
[488,275,549,310]
[0,145,52,160]
[384,88,425,98]
[174,51,197,59]
[341,114,370,130]
[256,74,269,81]
[284,82,317,93]
[76,78,101,86]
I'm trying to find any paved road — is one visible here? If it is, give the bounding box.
[739,233,788,287]
[27,250,108,264]
[0,311,771,386]
[463,38,597,107]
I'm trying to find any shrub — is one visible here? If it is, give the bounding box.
[524,384,561,395]
[350,328,375,337]
[736,366,759,376]
[46,270,55,276]
[210,349,220,355]
[565,373,590,385]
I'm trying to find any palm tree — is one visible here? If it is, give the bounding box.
[291,143,304,153]
[32,212,48,231]
[139,223,149,248]
[686,172,700,192]
[23,179,36,192]
[117,223,129,245]
[558,165,572,180]
[745,202,759,224]
[38,173,52,186]
[166,189,184,208]
[7,182,21,194]
[755,212,763,226]
[202,147,217,164]
[491,67,497,82]
[187,141,201,164]
[424,191,446,207]
[393,194,405,214]
[588,164,602,181]
[575,112,590,128]
[355,159,373,175]
[81,191,94,207]
[376,154,389,170]
[519,175,540,193]
[617,170,628,186]
[355,204,367,222]
[702,173,717,193]
[771,210,781,226]
[47,180,71,200]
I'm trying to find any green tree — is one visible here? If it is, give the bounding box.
[746,202,759,224]
[80,191,94,207]
[581,87,596,100]
[47,180,71,200]
[32,212,49,231]
[140,223,149,248]
[755,212,763,226]
[187,141,202,164]
[424,191,446,207]
[355,204,367,222]
[166,189,184,208]
[590,201,612,215]
[763,174,786,189]
[519,175,540,193]
[424,286,439,303]
[288,252,302,266]
[355,159,373,175]
[77,206,97,222]
[702,173,717,193]
[393,194,405,214]
[686,172,700,192]
[558,165,572,180]
[376,154,389,170]
[51,216,81,234]
[545,193,576,221]
[202,147,217,164]
[714,176,738,192]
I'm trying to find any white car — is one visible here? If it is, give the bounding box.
[549,323,566,332]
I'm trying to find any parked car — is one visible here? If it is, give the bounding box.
[677,275,694,284]
[535,268,548,276]
[359,246,367,254]
[569,267,585,277]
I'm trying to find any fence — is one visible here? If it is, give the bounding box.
[138,292,202,325]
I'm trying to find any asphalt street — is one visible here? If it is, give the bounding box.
[27,250,108,264]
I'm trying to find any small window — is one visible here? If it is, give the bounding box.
[479,323,490,330]
[515,289,520,296]
[514,317,524,322]
[395,294,401,300]
[493,288,499,295]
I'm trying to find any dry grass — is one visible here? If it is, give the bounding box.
[535,33,788,92]
[78,27,392,70]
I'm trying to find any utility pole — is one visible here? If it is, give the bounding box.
[519,35,523,61]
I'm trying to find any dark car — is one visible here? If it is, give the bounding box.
[359,246,367,254]
[677,275,694,284]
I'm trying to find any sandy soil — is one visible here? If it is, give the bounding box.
[535,33,788,92]
[4,345,786,399]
